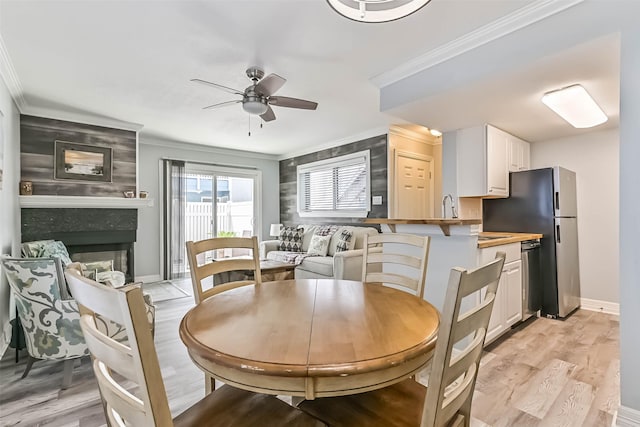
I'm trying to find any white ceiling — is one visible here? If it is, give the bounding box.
[0,0,619,156]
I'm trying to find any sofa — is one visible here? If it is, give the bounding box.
[260,225,379,280]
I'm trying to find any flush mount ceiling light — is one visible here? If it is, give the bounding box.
[326,0,431,23]
[429,129,442,137]
[541,84,608,128]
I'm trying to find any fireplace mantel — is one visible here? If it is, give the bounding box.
[19,195,154,209]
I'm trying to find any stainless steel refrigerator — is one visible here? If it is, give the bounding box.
[483,167,581,318]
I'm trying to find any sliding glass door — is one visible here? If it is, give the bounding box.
[164,161,260,279]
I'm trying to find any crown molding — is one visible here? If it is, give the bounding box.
[21,106,144,132]
[277,126,389,161]
[371,0,585,88]
[0,33,27,111]
[389,125,442,146]
[140,135,280,161]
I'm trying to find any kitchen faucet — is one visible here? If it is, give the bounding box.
[442,194,458,218]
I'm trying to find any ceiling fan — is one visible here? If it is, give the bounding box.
[191,67,318,122]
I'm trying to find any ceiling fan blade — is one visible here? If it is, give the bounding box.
[202,100,242,110]
[255,74,286,96]
[269,96,318,110]
[260,105,276,122]
[191,78,244,96]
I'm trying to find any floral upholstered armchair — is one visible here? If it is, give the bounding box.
[1,257,155,389]
[1,257,88,389]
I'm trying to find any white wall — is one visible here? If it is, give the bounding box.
[0,76,20,356]
[135,138,280,280]
[618,23,640,420]
[531,129,619,304]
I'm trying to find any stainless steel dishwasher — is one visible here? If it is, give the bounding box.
[521,240,542,320]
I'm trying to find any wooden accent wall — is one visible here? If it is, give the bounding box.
[279,134,388,226]
[20,115,136,196]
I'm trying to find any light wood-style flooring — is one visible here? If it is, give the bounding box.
[0,295,619,427]
[473,309,619,426]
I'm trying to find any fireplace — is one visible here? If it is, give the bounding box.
[21,208,138,282]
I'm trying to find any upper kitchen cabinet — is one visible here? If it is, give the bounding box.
[508,134,530,172]
[456,124,509,198]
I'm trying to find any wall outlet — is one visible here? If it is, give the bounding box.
[372,195,383,205]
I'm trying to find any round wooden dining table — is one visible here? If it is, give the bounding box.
[179,279,440,400]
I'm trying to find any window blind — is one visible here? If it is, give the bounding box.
[298,151,370,217]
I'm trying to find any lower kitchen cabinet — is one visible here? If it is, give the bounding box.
[478,243,523,345]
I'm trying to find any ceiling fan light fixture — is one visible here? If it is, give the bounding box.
[326,0,431,23]
[541,84,608,128]
[242,99,269,115]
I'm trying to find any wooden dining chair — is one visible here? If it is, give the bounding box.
[298,252,506,427]
[361,232,431,299]
[186,236,262,304]
[64,268,326,427]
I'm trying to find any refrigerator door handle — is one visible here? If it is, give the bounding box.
[556,225,561,243]
[555,191,560,211]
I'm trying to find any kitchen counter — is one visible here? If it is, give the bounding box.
[478,232,543,248]
[363,218,481,236]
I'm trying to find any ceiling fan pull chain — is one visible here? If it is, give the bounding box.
[248,115,251,137]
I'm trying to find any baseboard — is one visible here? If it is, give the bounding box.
[580,298,620,316]
[616,405,640,426]
[136,274,162,283]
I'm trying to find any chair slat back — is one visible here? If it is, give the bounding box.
[361,233,430,298]
[420,252,505,427]
[186,236,262,304]
[65,269,173,427]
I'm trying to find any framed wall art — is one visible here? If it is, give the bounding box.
[54,140,113,183]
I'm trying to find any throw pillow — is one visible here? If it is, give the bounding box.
[40,240,73,266]
[307,235,331,256]
[279,227,304,252]
[80,260,114,281]
[81,260,114,274]
[335,229,355,252]
[21,240,55,258]
[314,225,339,236]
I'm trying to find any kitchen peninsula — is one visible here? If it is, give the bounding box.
[364,218,482,311]
[363,219,541,323]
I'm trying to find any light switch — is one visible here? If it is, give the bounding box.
[372,196,383,205]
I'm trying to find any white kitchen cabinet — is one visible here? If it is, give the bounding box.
[508,135,531,172]
[503,260,523,327]
[456,124,509,198]
[478,243,523,345]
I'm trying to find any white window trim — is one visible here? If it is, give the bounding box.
[297,150,371,218]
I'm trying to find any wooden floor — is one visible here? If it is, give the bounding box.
[473,309,619,427]
[0,297,619,427]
